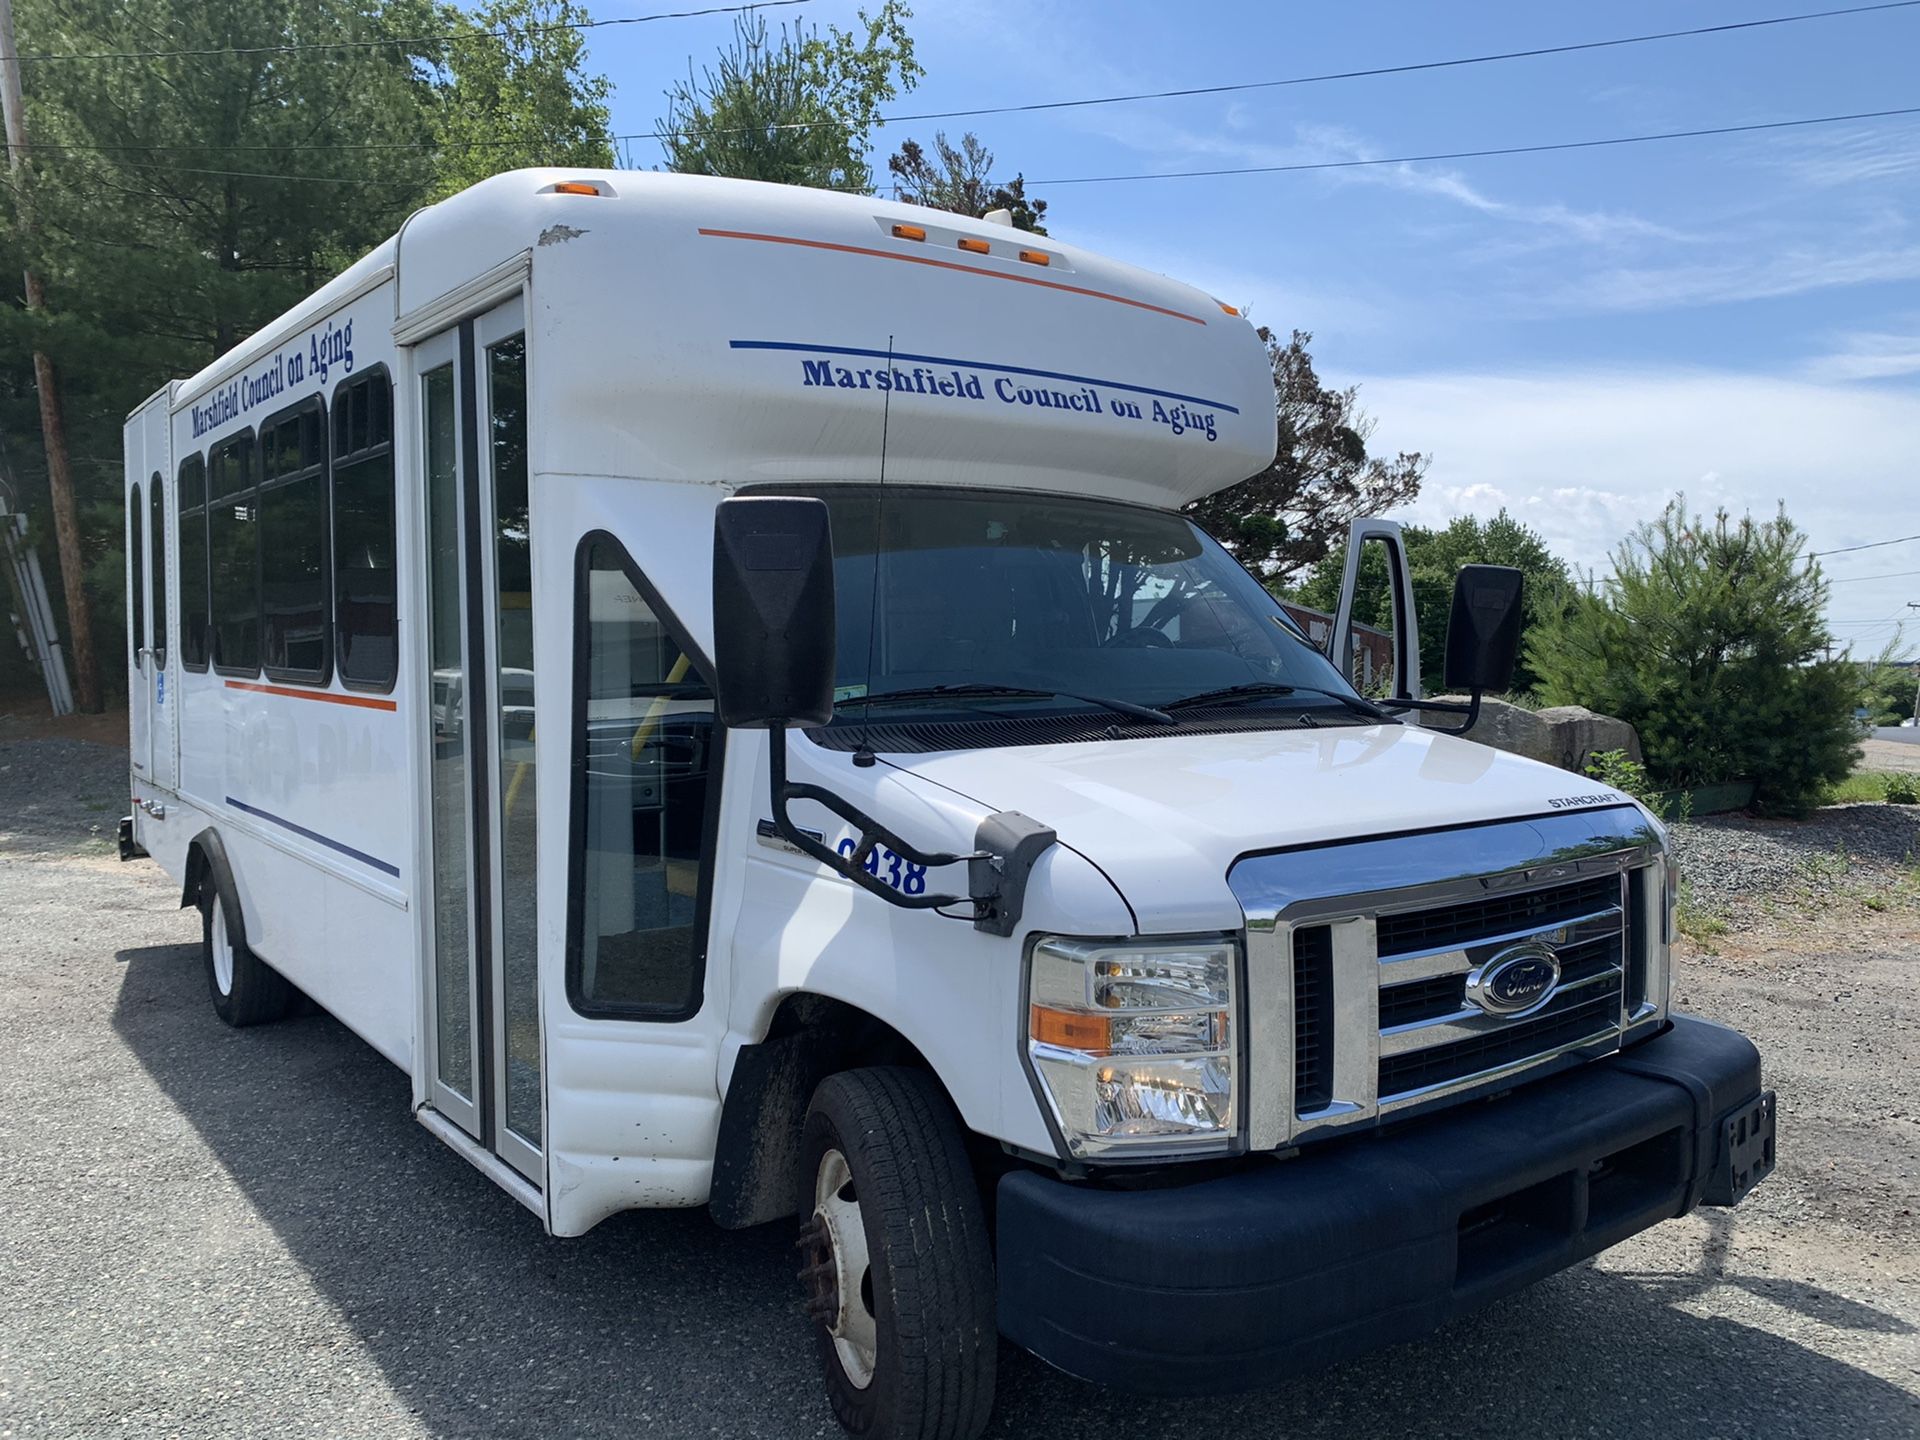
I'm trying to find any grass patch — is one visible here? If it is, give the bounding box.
[1675,879,1729,949]
[1823,771,1909,805]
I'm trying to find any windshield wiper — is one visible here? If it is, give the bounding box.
[852,682,1175,725]
[1163,682,1396,723]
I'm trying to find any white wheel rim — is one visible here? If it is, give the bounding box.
[211,904,235,997]
[813,1147,877,1389]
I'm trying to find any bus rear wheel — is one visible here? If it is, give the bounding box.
[201,886,293,1028]
[796,1067,996,1440]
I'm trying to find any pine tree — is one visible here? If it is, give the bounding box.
[1528,499,1856,815]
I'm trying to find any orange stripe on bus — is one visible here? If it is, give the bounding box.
[696,228,1208,326]
[225,679,398,711]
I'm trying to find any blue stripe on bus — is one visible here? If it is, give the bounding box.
[728,340,1242,415]
[225,796,402,878]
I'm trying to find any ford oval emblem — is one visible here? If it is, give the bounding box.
[1465,942,1562,1017]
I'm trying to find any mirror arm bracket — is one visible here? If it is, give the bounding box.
[767,727,966,909]
[1386,688,1483,734]
[765,729,1057,930]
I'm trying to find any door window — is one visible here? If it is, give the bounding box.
[487,333,540,1145]
[568,535,718,1020]
[423,361,474,1101]
[149,476,167,669]
[129,483,144,667]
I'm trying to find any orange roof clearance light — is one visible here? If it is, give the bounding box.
[1218,302,1240,317]
[1018,249,1051,267]
[891,223,928,242]
[551,181,601,196]
[956,236,991,255]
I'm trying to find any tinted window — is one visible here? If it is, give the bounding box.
[208,432,259,674]
[568,535,716,1020]
[129,483,144,667]
[149,475,167,668]
[260,399,329,682]
[178,454,208,670]
[332,368,397,691]
[788,486,1359,723]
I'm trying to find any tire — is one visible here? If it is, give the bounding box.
[795,1067,996,1440]
[201,884,294,1028]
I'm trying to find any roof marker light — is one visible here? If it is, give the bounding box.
[551,181,601,196]
[956,236,990,255]
[891,223,928,242]
[1018,249,1051,267]
[1218,302,1240,316]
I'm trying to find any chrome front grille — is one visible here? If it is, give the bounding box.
[1373,896,1627,1104]
[1231,808,1672,1152]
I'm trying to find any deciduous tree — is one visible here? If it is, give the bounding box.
[656,3,919,193]
[1289,510,1573,693]
[885,130,1046,232]
[1186,329,1426,584]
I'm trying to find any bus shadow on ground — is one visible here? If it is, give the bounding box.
[112,944,1917,1440]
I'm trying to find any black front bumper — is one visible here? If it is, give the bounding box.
[996,1014,1774,1395]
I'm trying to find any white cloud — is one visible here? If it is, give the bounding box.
[1349,367,1920,642]
[1802,324,1920,382]
[1554,242,1920,313]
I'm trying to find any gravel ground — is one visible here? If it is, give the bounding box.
[1672,803,1920,931]
[2,737,1917,1439]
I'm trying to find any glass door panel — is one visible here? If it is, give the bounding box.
[417,301,541,1184]
[421,337,480,1136]
[479,307,542,1174]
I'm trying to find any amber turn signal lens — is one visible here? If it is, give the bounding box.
[1030,1005,1111,1050]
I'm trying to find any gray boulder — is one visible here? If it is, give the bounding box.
[1414,696,1641,774]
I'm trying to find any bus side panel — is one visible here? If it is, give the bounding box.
[168,281,416,1073]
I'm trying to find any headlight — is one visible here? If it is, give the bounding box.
[1025,936,1239,1159]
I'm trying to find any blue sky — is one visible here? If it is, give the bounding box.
[585,0,1920,651]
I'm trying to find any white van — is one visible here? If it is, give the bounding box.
[121,170,1774,1439]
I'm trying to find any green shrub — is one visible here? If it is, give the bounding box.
[1530,499,1857,818]
[1887,773,1920,806]
[1583,749,1681,820]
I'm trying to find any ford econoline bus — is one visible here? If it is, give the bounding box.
[121,170,1774,1440]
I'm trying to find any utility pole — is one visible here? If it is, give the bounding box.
[1909,604,1919,726]
[0,0,101,713]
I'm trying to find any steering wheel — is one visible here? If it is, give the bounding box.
[1105,627,1174,649]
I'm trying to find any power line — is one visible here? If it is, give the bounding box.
[18,0,1920,149]
[1812,532,1920,557]
[1828,567,1920,583]
[56,102,1920,192]
[1026,106,1920,186]
[727,0,1920,139]
[15,0,806,64]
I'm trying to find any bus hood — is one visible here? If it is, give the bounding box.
[887,723,1633,934]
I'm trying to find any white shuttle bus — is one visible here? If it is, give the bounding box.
[121,170,1774,1438]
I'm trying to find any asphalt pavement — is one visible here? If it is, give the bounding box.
[2,735,1916,1438]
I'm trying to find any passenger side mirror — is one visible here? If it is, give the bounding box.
[711,496,837,730]
[1442,565,1524,696]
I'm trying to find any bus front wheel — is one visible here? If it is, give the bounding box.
[796,1067,996,1440]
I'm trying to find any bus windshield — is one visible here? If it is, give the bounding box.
[770,485,1367,721]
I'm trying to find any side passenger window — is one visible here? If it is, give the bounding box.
[568,535,718,1019]
[333,368,398,691]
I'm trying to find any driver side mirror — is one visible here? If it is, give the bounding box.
[711,496,837,729]
[1442,564,1524,696]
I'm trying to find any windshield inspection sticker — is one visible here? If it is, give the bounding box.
[1546,790,1625,810]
